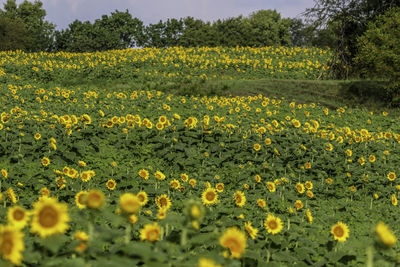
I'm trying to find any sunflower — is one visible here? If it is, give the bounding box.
[41,156,50,167]
[1,169,8,178]
[31,197,70,238]
[34,133,41,140]
[155,194,172,211]
[201,188,218,206]
[296,183,305,194]
[304,162,311,169]
[219,227,247,258]
[75,191,88,209]
[0,225,25,265]
[234,191,246,207]
[376,222,397,247]
[264,138,271,146]
[7,206,29,229]
[391,194,398,206]
[253,143,261,151]
[129,214,138,224]
[154,171,166,181]
[305,209,313,224]
[307,190,314,198]
[326,178,333,185]
[86,190,105,209]
[170,179,181,190]
[189,179,197,188]
[331,222,350,242]
[40,187,50,197]
[387,172,396,182]
[140,223,161,242]
[257,199,266,208]
[294,200,303,210]
[137,191,148,206]
[198,258,221,267]
[180,173,189,182]
[215,183,224,193]
[264,213,284,235]
[106,179,116,190]
[75,231,89,241]
[254,174,261,183]
[266,182,276,192]
[139,169,149,180]
[6,188,17,204]
[305,181,313,190]
[120,193,141,214]
[369,155,376,163]
[244,221,258,240]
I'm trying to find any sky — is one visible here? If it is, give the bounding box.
[0,0,316,30]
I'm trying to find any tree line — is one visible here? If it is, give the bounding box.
[0,0,336,52]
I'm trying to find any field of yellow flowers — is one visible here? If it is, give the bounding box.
[0,48,399,266]
[0,46,332,86]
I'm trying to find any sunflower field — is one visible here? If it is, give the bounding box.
[0,46,332,86]
[0,48,399,266]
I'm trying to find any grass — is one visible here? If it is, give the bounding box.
[56,77,397,115]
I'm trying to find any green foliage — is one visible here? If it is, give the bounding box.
[354,7,400,106]
[0,16,30,50]
[0,0,55,51]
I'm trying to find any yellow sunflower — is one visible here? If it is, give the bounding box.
[264,213,284,235]
[257,199,266,208]
[1,169,7,178]
[138,169,149,180]
[31,197,70,238]
[170,179,181,190]
[137,191,148,206]
[266,182,276,192]
[296,183,305,194]
[75,191,88,209]
[6,188,17,204]
[86,190,105,209]
[0,225,25,265]
[155,194,172,211]
[7,206,29,229]
[215,183,224,193]
[306,209,313,224]
[331,222,350,242]
[120,193,141,214]
[41,157,50,167]
[234,191,246,207]
[387,172,396,182]
[376,222,397,247]
[244,221,258,240]
[294,200,303,210]
[140,223,161,242]
[106,179,117,190]
[201,188,218,206]
[154,171,166,181]
[219,227,247,258]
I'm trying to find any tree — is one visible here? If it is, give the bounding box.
[304,0,400,77]
[0,16,30,50]
[355,8,400,84]
[242,10,292,47]
[0,0,55,51]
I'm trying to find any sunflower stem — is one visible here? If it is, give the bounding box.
[124,223,131,244]
[366,246,373,267]
[180,227,188,247]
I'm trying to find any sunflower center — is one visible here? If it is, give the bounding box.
[147,229,159,240]
[78,194,86,204]
[13,209,25,221]
[159,198,167,207]
[235,195,242,203]
[138,195,145,202]
[206,192,215,201]
[333,226,344,237]
[225,237,241,253]
[268,220,278,230]
[39,206,59,228]
[0,232,13,255]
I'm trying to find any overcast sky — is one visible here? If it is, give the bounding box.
[0,0,316,29]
